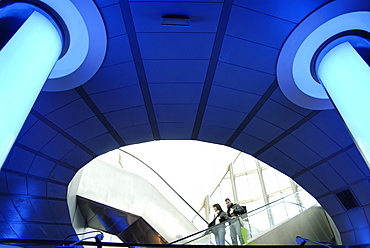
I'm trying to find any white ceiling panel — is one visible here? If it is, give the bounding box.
[292,121,342,158]
[332,212,354,232]
[213,62,275,95]
[328,153,367,184]
[100,4,127,37]
[85,62,139,94]
[220,35,279,74]
[137,33,215,59]
[319,199,345,225]
[311,163,348,191]
[233,0,328,23]
[154,105,198,123]
[102,35,133,67]
[144,60,208,83]
[293,172,329,196]
[227,5,295,49]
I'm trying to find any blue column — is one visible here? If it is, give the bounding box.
[0,3,63,169]
[317,41,370,169]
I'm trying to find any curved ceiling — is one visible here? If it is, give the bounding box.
[1,0,369,246]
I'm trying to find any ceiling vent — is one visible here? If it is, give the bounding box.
[161,14,189,26]
[336,189,360,210]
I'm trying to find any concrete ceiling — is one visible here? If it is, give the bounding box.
[0,0,369,246]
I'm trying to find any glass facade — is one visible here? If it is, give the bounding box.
[193,152,318,236]
[97,144,319,244]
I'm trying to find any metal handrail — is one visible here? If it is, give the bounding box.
[242,191,309,217]
[170,217,240,245]
[118,148,208,224]
[172,191,316,245]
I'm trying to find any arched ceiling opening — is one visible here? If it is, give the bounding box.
[0,0,369,246]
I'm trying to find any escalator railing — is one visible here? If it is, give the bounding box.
[117,148,209,226]
[171,190,319,245]
[97,150,319,245]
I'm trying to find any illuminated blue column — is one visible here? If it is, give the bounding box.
[0,3,63,168]
[317,41,370,168]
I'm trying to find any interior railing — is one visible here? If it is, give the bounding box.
[171,190,319,245]
[117,148,209,225]
[99,150,319,245]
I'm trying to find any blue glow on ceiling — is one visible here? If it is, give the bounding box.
[318,41,370,169]
[0,10,62,169]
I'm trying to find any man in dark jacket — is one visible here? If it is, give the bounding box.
[225,198,244,245]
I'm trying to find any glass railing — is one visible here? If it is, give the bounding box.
[241,190,318,243]
[171,190,319,245]
[98,150,318,245]
[115,148,209,226]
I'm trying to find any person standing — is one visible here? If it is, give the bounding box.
[225,198,244,245]
[209,203,229,245]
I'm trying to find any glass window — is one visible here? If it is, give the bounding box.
[210,186,221,209]
[233,153,257,175]
[245,199,264,212]
[193,208,207,229]
[268,194,281,203]
[285,202,301,219]
[235,175,251,201]
[247,172,263,198]
[275,170,291,189]
[232,153,245,175]
[243,154,258,171]
[281,189,293,197]
[201,151,319,239]
[220,177,232,203]
[296,189,319,208]
[270,203,288,226]
[249,210,270,232]
[263,168,280,195]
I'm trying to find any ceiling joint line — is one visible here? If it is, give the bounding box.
[253,110,321,157]
[232,3,298,25]
[2,168,70,187]
[0,220,72,225]
[0,191,68,201]
[225,80,278,146]
[76,87,126,147]
[191,0,235,140]
[315,177,369,201]
[291,143,356,179]
[225,33,281,50]
[14,142,79,172]
[219,60,276,76]
[31,110,97,157]
[119,0,160,140]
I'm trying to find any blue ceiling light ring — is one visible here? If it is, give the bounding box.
[0,0,70,58]
[0,4,33,50]
[276,0,370,110]
[310,30,370,83]
[39,0,107,92]
[0,0,107,92]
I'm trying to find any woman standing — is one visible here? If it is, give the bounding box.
[209,203,230,245]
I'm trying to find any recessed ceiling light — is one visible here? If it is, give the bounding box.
[161,14,189,27]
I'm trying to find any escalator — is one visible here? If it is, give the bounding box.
[69,158,340,246]
[68,159,208,245]
[169,204,340,246]
[76,196,167,244]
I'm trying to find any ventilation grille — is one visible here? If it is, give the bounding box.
[161,14,190,26]
[336,189,359,210]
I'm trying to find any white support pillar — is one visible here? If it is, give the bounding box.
[0,4,63,168]
[317,41,370,169]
